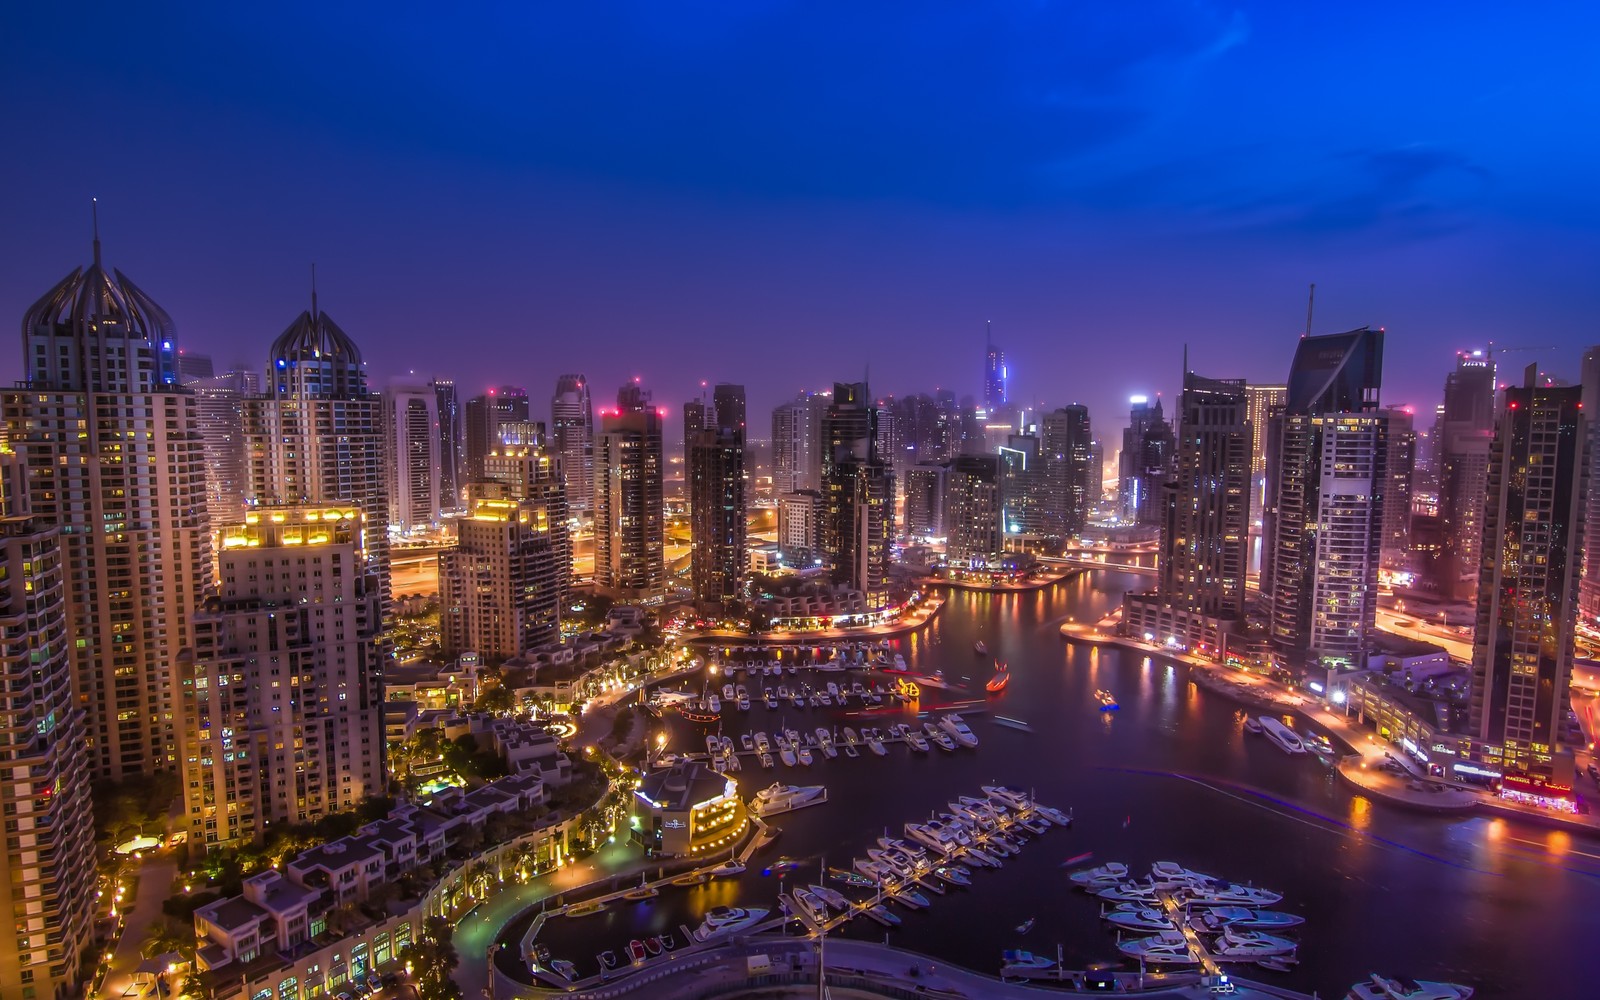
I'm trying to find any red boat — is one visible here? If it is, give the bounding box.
[986,662,1010,693]
[628,939,648,964]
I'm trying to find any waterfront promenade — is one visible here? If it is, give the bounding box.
[1059,612,1600,835]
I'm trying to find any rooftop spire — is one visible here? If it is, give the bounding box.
[310,262,318,318]
[91,198,101,268]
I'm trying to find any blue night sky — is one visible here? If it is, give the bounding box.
[3,2,1598,432]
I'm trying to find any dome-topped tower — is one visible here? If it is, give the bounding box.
[266,293,369,401]
[21,226,179,393]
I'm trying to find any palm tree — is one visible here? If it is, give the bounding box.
[464,860,493,900]
[512,842,537,881]
[399,916,462,1000]
[141,917,193,961]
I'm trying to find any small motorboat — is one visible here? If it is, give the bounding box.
[1069,862,1129,887]
[628,939,648,964]
[987,661,1010,693]
[1096,688,1120,711]
[670,872,708,887]
[659,932,677,951]
[598,950,619,968]
[974,640,989,655]
[1015,917,1035,934]
[1244,716,1263,734]
[863,903,901,927]
[565,899,606,917]
[828,867,875,887]
[549,959,578,982]
[622,877,659,900]
[644,936,664,956]
[1001,949,1056,972]
[710,860,746,877]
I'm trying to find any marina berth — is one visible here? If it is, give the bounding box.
[1258,715,1308,754]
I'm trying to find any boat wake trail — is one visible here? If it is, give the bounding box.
[1098,766,1504,877]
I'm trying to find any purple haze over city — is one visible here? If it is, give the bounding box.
[3,3,1598,428]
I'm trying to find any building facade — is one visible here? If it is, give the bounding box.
[3,237,212,779]
[1579,346,1600,627]
[383,383,441,532]
[902,464,946,541]
[465,386,529,482]
[688,386,746,611]
[944,454,1003,566]
[244,302,389,602]
[181,506,385,848]
[822,383,895,608]
[1041,404,1093,539]
[1122,372,1252,659]
[432,378,463,513]
[0,447,97,1000]
[1379,406,1417,570]
[1119,395,1174,525]
[776,489,825,564]
[550,375,594,515]
[1468,368,1587,798]
[1263,327,1387,680]
[1426,351,1496,601]
[191,368,259,553]
[440,496,566,661]
[594,384,665,598]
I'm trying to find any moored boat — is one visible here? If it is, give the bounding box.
[1117,930,1197,964]
[1346,974,1474,1000]
[1259,716,1307,754]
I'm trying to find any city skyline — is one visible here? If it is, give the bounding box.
[4,6,1599,428]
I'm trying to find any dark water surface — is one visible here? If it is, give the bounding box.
[515,570,1600,997]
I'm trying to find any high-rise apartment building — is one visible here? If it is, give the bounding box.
[383,382,441,532]
[441,495,566,660]
[822,383,895,607]
[551,375,594,515]
[176,350,215,384]
[902,464,947,540]
[777,490,825,564]
[944,454,1004,566]
[1119,395,1174,525]
[244,299,388,601]
[433,378,464,512]
[1379,406,1417,570]
[688,386,747,611]
[465,385,530,481]
[772,390,825,494]
[594,383,666,597]
[1041,405,1094,539]
[1426,351,1496,601]
[181,506,384,848]
[1263,328,1386,680]
[1244,383,1287,508]
[191,368,259,550]
[1122,373,1252,657]
[1582,346,1600,627]
[0,447,97,999]
[1468,368,1587,797]
[480,435,572,611]
[683,396,708,511]
[3,235,212,779]
[998,432,1045,541]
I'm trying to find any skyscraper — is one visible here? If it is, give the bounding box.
[1582,346,1600,627]
[998,432,1045,540]
[1119,395,1174,525]
[683,395,708,512]
[480,433,572,611]
[433,377,464,512]
[182,505,385,847]
[1263,327,1387,680]
[551,375,594,515]
[244,296,389,600]
[944,454,1004,566]
[1122,372,1252,657]
[0,446,97,1000]
[771,390,824,494]
[983,321,1007,414]
[688,385,747,612]
[383,382,442,532]
[441,494,566,660]
[777,489,825,564]
[1468,367,1587,799]
[1244,383,1287,506]
[594,383,666,597]
[1379,406,1417,570]
[465,385,530,481]
[1426,351,1496,601]
[191,367,259,551]
[822,382,895,608]
[3,233,212,779]
[1041,404,1094,539]
[902,464,947,540]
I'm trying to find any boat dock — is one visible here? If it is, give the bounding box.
[1155,889,1221,976]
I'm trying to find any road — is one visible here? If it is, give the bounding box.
[96,851,178,1000]
[1374,608,1473,661]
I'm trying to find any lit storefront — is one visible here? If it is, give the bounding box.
[633,761,748,857]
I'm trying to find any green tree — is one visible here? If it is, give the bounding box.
[399,916,463,1000]
[473,684,514,714]
[141,917,194,961]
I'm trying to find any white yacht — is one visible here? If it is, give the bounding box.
[1258,716,1307,754]
[1117,930,1197,965]
[1035,804,1072,826]
[693,906,770,941]
[740,733,755,752]
[808,884,850,911]
[842,727,861,746]
[865,731,888,756]
[928,726,957,752]
[1068,862,1129,888]
[709,860,746,877]
[1210,926,1297,959]
[1149,861,1216,888]
[938,714,980,747]
[750,782,828,817]
[795,745,814,765]
[1196,906,1305,930]
[779,743,797,767]
[738,695,751,711]
[905,729,931,752]
[789,888,827,924]
[1187,883,1284,907]
[1346,975,1474,1000]
[754,732,771,754]
[1000,949,1056,972]
[722,683,736,700]
[982,785,1032,810]
[707,694,721,713]
[764,690,778,709]
[1096,881,1159,903]
[1104,906,1176,932]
